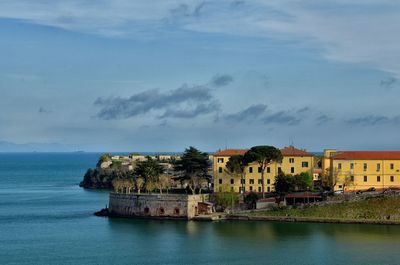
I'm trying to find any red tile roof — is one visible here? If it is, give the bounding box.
[281,146,313,157]
[313,168,323,174]
[214,149,248,156]
[332,151,400,160]
[214,146,313,157]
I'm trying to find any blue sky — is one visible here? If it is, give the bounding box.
[0,0,400,152]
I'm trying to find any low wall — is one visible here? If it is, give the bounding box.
[109,193,209,220]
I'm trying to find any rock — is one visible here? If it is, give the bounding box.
[94,208,109,217]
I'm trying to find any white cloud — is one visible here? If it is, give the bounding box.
[1,0,400,76]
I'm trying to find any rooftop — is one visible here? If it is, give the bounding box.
[332,151,400,160]
[214,146,313,157]
[214,149,247,156]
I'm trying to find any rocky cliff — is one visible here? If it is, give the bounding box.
[79,168,119,189]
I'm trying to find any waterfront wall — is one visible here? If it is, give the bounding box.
[108,193,210,220]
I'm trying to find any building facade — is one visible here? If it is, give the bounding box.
[213,146,314,193]
[323,150,400,191]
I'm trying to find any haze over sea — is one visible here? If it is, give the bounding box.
[1,153,400,265]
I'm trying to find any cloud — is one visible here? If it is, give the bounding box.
[210,74,234,87]
[1,1,399,76]
[262,111,301,126]
[345,115,400,126]
[315,114,333,125]
[160,100,220,119]
[94,83,218,120]
[224,104,306,126]
[225,104,267,122]
[38,107,52,114]
[380,77,397,89]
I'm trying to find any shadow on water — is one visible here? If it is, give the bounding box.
[212,220,400,242]
[106,217,400,243]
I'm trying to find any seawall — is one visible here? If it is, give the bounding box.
[108,193,209,220]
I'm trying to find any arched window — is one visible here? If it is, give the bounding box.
[158,207,165,215]
[144,207,150,215]
[173,208,180,215]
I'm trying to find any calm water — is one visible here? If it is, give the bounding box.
[1,153,400,265]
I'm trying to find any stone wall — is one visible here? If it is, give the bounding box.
[108,193,209,220]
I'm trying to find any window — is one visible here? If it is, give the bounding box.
[364,176,368,182]
[377,176,381,182]
[350,176,354,182]
[239,187,245,193]
[338,163,342,170]
[218,179,222,184]
[377,163,381,171]
[258,179,262,185]
[219,187,222,192]
[241,179,245,184]
[217,158,224,163]
[289,158,295,163]
[249,167,253,173]
[278,167,282,173]
[338,185,343,189]
[391,176,394,182]
[258,187,262,192]
[350,163,354,170]
[250,186,253,191]
[230,179,234,184]
[249,179,254,184]
[218,167,223,173]
[231,187,234,192]
[174,208,180,215]
[291,167,295,174]
[302,162,309,168]
[364,163,367,171]
[267,179,270,184]
[267,187,271,192]
[258,167,262,173]
[390,163,394,170]
[266,167,271,173]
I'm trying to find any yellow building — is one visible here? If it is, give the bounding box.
[213,146,314,193]
[323,149,400,191]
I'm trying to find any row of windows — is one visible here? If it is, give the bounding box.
[218,163,309,174]
[338,162,397,171]
[348,175,397,182]
[217,157,301,164]
[219,186,272,192]
[218,178,272,185]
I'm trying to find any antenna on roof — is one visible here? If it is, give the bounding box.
[225,139,228,150]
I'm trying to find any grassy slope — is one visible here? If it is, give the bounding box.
[249,196,400,221]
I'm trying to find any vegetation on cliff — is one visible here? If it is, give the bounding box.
[80,147,211,193]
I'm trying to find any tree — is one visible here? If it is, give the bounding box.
[244,192,259,209]
[292,172,312,191]
[225,154,247,193]
[97,153,111,167]
[244,146,283,198]
[174,146,210,194]
[342,172,354,192]
[135,177,145,194]
[158,175,172,194]
[134,157,164,193]
[274,173,292,194]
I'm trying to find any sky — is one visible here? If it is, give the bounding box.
[0,0,400,152]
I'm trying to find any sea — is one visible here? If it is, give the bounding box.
[1,153,400,265]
